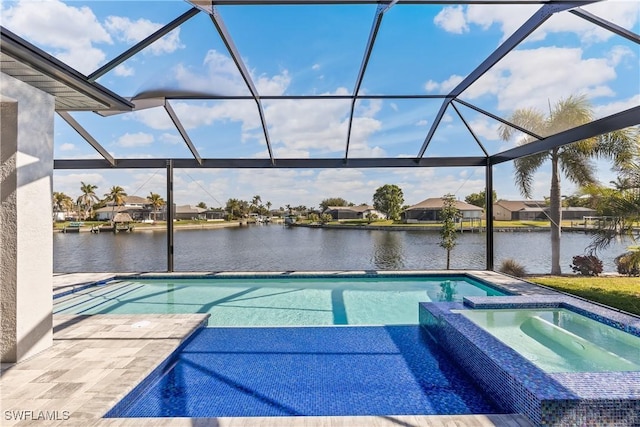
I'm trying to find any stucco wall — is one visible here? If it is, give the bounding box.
[1,73,54,362]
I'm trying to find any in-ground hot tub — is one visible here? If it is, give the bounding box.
[456,307,640,373]
[420,296,640,426]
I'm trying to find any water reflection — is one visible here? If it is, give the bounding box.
[371,231,405,270]
[54,224,631,273]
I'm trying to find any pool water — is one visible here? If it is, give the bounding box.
[106,326,500,418]
[458,308,640,372]
[55,276,504,326]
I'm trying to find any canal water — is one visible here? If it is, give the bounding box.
[53,224,631,274]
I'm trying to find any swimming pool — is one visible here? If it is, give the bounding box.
[106,325,500,418]
[458,308,640,372]
[54,275,505,326]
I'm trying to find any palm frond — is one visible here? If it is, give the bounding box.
[596,126,639,169]
[498,108,546,141]
[514,152,548,198]
[548,94,593,134]
[559,146,596,186]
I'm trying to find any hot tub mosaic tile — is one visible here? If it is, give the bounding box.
[420,298,640,426]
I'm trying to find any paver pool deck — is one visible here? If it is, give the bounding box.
[1,271,550,427]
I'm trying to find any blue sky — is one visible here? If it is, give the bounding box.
[2,0,639,210]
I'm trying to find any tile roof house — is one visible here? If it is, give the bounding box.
[402,198,483,222]
[323,205,383,220]
[492,200,596,221]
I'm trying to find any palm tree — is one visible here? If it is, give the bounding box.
[52,192,74,220]
[104,186,128,222]
[251,195,262,213]
[499,95,636,274]
[588,150,640,250]
[77,182,99,220]
[147,192,165,222]
[226,198,241,219]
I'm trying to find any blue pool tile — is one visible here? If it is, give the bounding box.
[106,326,499,418]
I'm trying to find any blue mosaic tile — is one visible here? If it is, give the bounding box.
[106,326,499,418]
[420,300,640,426]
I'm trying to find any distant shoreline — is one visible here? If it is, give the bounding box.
[53,220,609,234]
[55,221,244,233]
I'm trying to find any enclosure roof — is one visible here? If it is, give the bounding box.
[0,0,638,169]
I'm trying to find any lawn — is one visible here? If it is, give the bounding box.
[527,276,640,316]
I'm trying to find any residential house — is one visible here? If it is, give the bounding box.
[492,200,596,221]
[95,195,152,221]
[323,205,383,220]
[175,205,206,220]
[402,198,483,222]
[204,208,226,220]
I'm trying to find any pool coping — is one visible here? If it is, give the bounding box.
[53,269,519,299]
[420,296,640,426]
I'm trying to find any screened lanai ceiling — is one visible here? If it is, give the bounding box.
[1,0,639,171]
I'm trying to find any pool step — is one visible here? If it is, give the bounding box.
[53,281,145,314]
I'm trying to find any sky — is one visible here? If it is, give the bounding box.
[2,0,639,210]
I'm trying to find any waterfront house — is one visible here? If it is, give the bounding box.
[324,205,383,221]
[95,196,155,221]
[493,200,596,221]
[402,198,483,223]
[175,205,207,220]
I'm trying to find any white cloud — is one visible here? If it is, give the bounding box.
[130,52,384,157]
[461,47,618,112]
[312,64,321,71]
[389,103,399,112]
[434,2,639,43]
[415,119,428,127]
[53,172,108,198]
[2,0,111,74]
[149,49,291,99]
[433,6,469,34]
[114,64,135,77]
[607,45,635,67]
[59,143,75,151]
[160,133,182,144]
[104,16,183,55]
[265,91,384,157]
[424,80,439,93]
[129,107,172,130]
[115,132,154,147]
[468,118,500,141]
[593,95,640,119]
[425,75,464,94]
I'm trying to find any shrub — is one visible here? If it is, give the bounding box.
[615,252,640,276]
[499,258,527,277]
[570,255,603,276]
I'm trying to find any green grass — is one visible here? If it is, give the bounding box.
[527,276,640,316]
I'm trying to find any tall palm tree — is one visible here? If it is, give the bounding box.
[104,186,128,222]
[499,95,636,274]
[251,195,262,214]
[77,182,99,220]
[147,192,165,222]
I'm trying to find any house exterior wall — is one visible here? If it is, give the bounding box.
[492,205,514,221]
[404,209,482,222]
[1,74,54,362]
